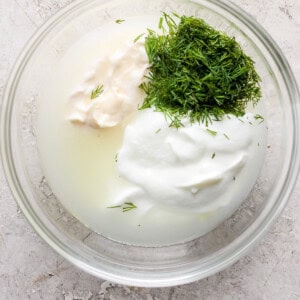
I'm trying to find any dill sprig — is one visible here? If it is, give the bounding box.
[115,19,125,24]
[122,202,137,212]
[254,114,264,124]
[223,133,230,140]
[140,13,261,127]
[206,128,217,136]
[134,33,145,43]
[107,202,137,212]
[90,85,104,100]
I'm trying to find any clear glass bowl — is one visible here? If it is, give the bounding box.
[1,0,300,287]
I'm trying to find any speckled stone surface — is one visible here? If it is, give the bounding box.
[0,0,299,299]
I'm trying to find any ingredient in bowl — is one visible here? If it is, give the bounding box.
[67,40,148,128]
[140,13,261,127]
[117,109,263,213]
[38,16,266,246]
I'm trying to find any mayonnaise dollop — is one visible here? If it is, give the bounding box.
[67,41,149,128]
[117,109,264,213]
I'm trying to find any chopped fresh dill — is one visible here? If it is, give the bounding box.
[139,13,261,127]
[212,152,216,159]
[254,114,265,124]
[206,128,217,136]
[168,117,183,128]
[107,205,122,209]
[233,176,236,181]
[223,133,230,140]
[122,202,137,212]
[134,33,145,43]
[155,128,161,134]
[107,202,137,212]
[258,142,260,147]
[114,153,118,163]
[249,121,253,125]
[158,16,164,30]
[90,85,104,100]
[238,118,245,123]
[115,19,125,24]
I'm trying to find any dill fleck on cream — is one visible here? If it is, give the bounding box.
[115,19,125,24]
[133,33,145,43]
[206,128,217,136]
[122,202,137,212]
[254,114,265,124]
[107,202,137,212]
[155,128,161,134]
[223,133,230,140]
[90,85,104,100]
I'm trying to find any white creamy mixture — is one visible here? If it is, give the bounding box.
[67,41,148,128]
[117,110,257,213]
[37,18,267,246]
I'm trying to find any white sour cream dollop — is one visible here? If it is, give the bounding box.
[67,41,149,128]
[117,109,264,213]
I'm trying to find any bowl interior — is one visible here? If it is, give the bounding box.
[1,0,299,287]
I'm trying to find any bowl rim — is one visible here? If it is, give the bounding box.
[1,0,300,287]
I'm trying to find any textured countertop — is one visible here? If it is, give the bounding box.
[0,0,300,299]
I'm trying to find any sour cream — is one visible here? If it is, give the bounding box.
[117,109,262,213]
[67,41,148,128]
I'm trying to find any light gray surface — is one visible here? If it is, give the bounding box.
[0,0,299,299]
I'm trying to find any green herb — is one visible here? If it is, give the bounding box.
[134,33,145,43]
[139,13,261,127]
[254,114,264,124]
[238,118,245,123]
[90,85,104,100]
[155,128,161,134]
[223,133,230,141]
[114,153,118,163]
[206,128,217,136]
[212,152,216,159]
[122,202,137,212]
[107,202,137,212]
[249,121,253,125]
[223,133,230,140]
[168,117,183,128]
[107,205,122,209]
[258,142,260,147]
[158,16,164,30]
[233,176,236,181]
[115,19,125,24]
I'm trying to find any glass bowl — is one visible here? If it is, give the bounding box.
[1,0,300,287]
